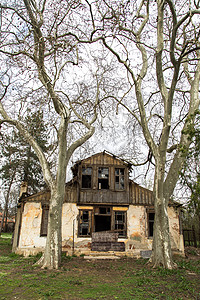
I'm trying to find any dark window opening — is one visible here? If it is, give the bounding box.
[82,167,92,188]
[98,167,109,189]
[115,211,126,237]
[95,215,111,232]
[99,207,110,215]
[115,168,125,190]
[40,205,49,236]
[148,212,155,237]
[78,210,92,237]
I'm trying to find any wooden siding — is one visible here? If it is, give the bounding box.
[23,185,77,204]
[79,190,129,204]
[20,153,154,206]
[21,181,153,206]
[23,191,51,203]
[130,182,154,205]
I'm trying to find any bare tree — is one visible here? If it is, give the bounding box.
[73,0,200,268]
[0,0,107,269]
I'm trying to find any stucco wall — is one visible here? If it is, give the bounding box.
[168,206,181,251]
[18,202,46,249]
[126,205,152,251]
[16,202,183,256]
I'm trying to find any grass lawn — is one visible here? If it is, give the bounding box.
[0,233,200,300]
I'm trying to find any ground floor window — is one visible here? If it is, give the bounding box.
[78,206,127,238]
[78,210,92,237]
[114,211,126,237]
[40,205,49,236]
[147,211,155,238]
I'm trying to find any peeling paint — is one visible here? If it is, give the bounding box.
[130,234,142,242]
[17,202,184,256]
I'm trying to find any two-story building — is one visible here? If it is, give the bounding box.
[12,151,184,257]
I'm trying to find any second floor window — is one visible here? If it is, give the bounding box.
[98,167,109,189]
[82,167,92,188]
[115,168,125,190]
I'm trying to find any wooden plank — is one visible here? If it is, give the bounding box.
[113,207,128,211]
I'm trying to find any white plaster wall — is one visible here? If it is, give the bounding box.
[127,205,146,239]
[19,202,46,248]
[62,203,92,251]
[62,203,78,244]
[18,202,93,253]
[18,202,183,255]
[168,207,181,250]
[126,205,152,251]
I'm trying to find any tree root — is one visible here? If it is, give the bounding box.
[147,255,177,269]
[33,253,44,267]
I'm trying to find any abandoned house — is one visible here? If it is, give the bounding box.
[12,151,185,257]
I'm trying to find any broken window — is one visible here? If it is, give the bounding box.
[148,212,155,238]
[115,168,125,190]
[78,210,92,237]
[98,167,109,189]
[82,167,92,188]
[40,205,49,236]
[98,207,110,215]
[114,211,126,237]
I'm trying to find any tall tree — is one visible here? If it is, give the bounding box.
[0,111,50,194]
[76,0,200,268]
[0,111,50,234]
[180,110,200,239]
[0,0,105,269]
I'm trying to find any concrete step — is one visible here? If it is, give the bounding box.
[84,255,120,260]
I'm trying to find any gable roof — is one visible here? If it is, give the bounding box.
[71,151,132,177]
[73,150,132,168]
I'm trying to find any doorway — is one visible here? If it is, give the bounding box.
[95,215,111,232]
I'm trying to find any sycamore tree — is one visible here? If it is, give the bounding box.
[0,0,111,269]
[180,111,200,239]
[72,0,200,268]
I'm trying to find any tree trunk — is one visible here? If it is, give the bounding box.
[41,188,63,269]
[150,161,176,269]
[36,116,68,269]
[199,214,200,246]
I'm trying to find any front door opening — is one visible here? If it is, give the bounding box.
[95,215,111,232]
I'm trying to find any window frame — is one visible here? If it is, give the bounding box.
[98,167,109,190]
[147,210,155,238]
[78,209,93,237]
[40,205,49,237]
[81,167,92,189]
[78,207,127,239]
[114,210,127,238]
[115,168,125,190]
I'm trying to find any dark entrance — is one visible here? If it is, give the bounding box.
[95,215,111,232]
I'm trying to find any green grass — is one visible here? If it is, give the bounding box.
[0,233,200,299]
